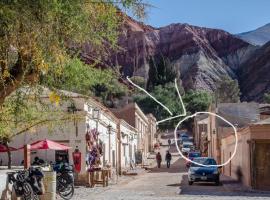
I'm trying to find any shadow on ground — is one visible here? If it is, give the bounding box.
[179,174,270,197]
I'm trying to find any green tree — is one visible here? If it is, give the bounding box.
[215,76,240,103]
[0,0,147,104]
[264,93,270,103]
[134,82,184,129]
[0,0,148,167]
[0,86,83,168]
[42,58,127,107]
[181,90,212,131]
[147,56,178,91]
[183,90,212,114]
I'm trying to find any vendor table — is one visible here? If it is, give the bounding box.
[88,168,110,187]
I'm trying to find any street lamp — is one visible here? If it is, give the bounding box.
[107,124,113,163]
[68,103,78,137]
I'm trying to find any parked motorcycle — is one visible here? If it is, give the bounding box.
[54,163,74,200]
[7,167,44,200]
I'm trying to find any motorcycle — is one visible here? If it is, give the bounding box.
[54,163,74,200]
[7,167,44,200]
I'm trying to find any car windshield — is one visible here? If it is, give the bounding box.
[189,152,201,157]
[191,158,217,167]
[183,144,190,148]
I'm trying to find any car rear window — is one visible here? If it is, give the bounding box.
[189,153,201,157]
[191,158,217,167]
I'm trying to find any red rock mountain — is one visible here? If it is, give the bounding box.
[82,16,256,92]
[239,41,270,102]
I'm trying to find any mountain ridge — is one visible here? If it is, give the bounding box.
[237,23,270,46]
[110,16,255,91]
[81,16,270,101]
[239,41,270,102]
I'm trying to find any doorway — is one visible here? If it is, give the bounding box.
[55,150,69,163]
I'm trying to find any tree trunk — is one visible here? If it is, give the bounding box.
[3,142,11,169]
[0,53,38,105]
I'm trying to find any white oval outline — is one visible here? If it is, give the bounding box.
[174,111,238,167]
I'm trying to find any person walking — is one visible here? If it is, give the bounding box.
[168,139,171,148]
[165,151,172,168]
[156,152,162,168]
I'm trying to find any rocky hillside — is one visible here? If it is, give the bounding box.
[109,16,255,91]
[81,16,257,94]
[237,23,270,46]
[239,41,270,102]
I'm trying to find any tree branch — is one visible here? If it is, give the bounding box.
[12,115,84,138]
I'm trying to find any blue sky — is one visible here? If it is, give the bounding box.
[135,0,270,34]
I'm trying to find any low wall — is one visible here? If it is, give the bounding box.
[0,168,17,200]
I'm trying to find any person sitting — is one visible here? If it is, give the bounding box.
[38,158,45,165]
[32,157,40,165]
[53,155,70,173]
[54,156,64,171]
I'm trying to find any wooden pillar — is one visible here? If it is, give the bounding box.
[24,144,31,169]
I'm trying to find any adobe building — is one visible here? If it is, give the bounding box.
[193,114,209,154]
[0,89,139,183]
[221,118,270,190]
[207,103,260,163]
[147,114,157,153]
[118,120,137,173]
[1,90,89,182]
[111,103,150,164]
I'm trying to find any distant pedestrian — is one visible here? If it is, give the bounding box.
[165,151,172,168]
[168,139,171,148]
[156,152,162,168]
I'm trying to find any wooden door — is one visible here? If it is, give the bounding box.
[254,141,270,190]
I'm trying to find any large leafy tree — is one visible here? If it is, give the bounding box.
[0,0,147,104]
[0,0,148,167]
[183,90,212,114]
[181,90,212,131]
[42,58,127,107]
[134,82,184,129]
[135,83,181,120]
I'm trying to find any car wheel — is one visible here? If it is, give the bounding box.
[215,180,220,186]
[188,181,193,185]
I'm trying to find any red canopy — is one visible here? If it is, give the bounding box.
[20,139,71,150]
[0,144,17,152]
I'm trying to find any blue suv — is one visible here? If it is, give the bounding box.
[188,157,221,186]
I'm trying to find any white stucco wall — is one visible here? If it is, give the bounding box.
[0,119,88,173]
[119,121,137,168]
